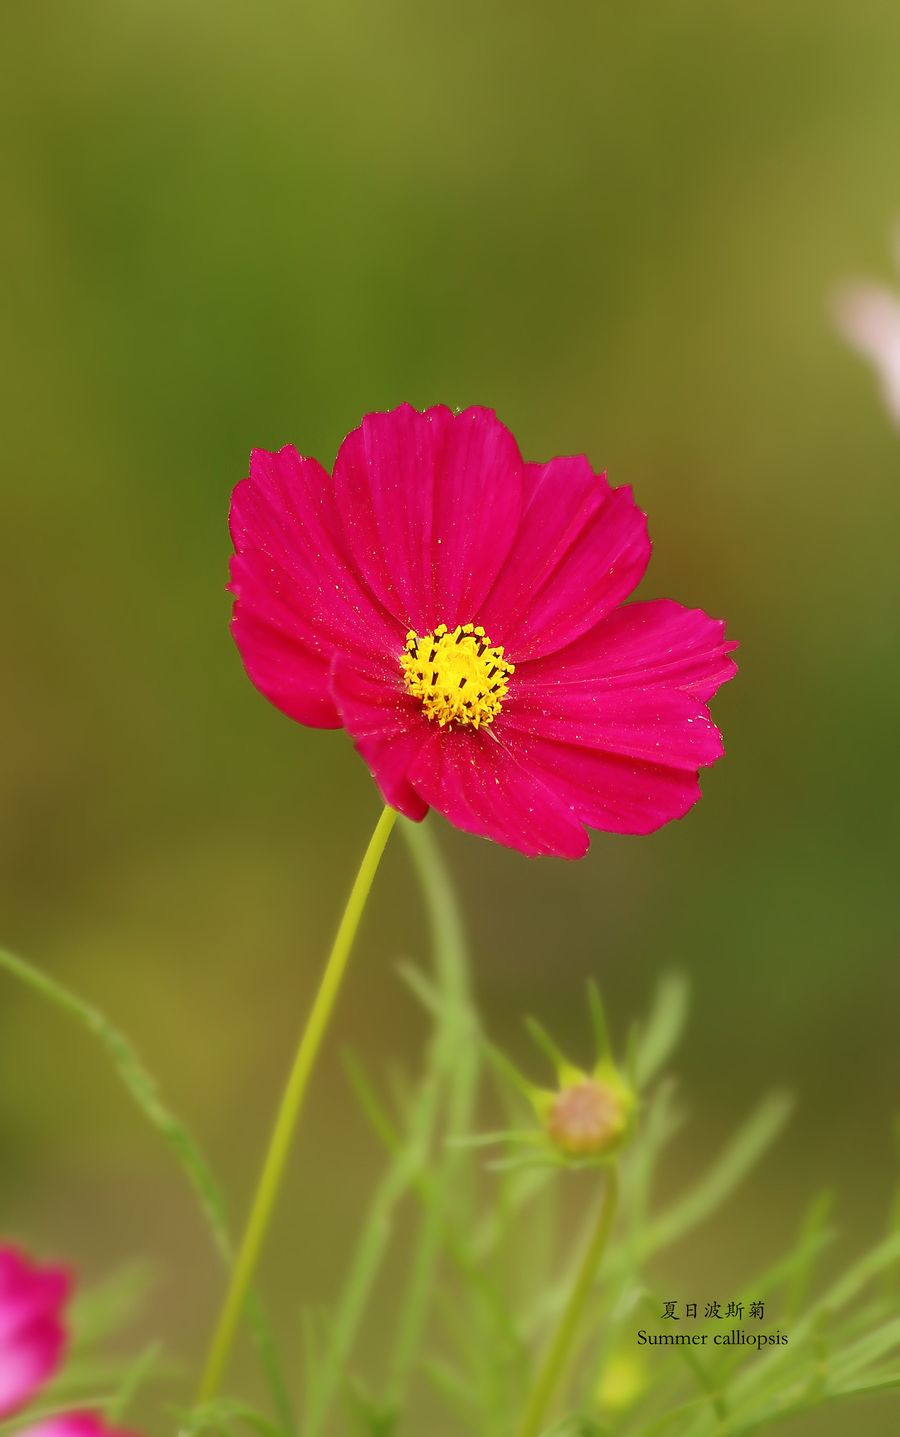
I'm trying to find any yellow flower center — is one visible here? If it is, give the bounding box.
[400,623,514,729]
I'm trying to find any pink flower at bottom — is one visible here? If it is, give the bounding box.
[19,1414,137,1437]
[229,405,737,857]
[0,1246,70,1420]
[0,1246,138,1437]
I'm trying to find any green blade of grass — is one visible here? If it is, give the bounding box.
[0,945,230,1259]
[632,975,689,1091]
[643,1091,794,1259]
[0,946,295,1435]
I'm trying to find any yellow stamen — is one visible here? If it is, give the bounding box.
[400,623,514,729]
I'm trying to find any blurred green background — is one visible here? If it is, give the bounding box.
[2,1,899,1432]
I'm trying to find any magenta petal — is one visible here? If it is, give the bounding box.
[497,729,706,834]
[230,446,403,729]
[330,653,430,821]
[333,405,525,633]
[19,1414,138,1437]
[490,599,735,833]
[230,599,341,729]
[407,727,589,858]
[505,682,725,770]
[521,599,738,700]
[0,1249,70,1421]
[480,457,650,660]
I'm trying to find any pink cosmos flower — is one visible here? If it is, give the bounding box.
[0,1246,69,1421]
[20,1416,135,1437]
[230,405,737,858]
[834,230,900,427]
[0,1245,135,1437]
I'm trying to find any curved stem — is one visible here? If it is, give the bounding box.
[195,803,398,1407]
[516,1167,620,1437]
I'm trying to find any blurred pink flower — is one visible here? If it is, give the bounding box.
[20,1417,135,1437]
[834,233,900,426]
[230,405,737,858]
[0,1245,136,1437]
[0,1246,69,1420]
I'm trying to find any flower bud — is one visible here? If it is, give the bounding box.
[546,1076,629,1158]
[484,980,636,1168]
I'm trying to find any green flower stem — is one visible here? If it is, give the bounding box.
[516,1166,620,1437]
[195,803,398,1406]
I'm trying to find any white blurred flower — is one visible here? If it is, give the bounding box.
[834,228,900,427]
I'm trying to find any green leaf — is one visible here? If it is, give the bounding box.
[0,945,230,1260]
[305,817,481,1435]
[108,1342,164,1423]
[69,1263,156,1346]
[0,945,295,1431]
[696,1233,900,1436]
[247,1300,297,1437]
[586,980,611,1065]
[830,1315,900,1384]
[525,1015,573,1078]
[422,1355,479,1423]
[784,1190,836,1319]
[632,974,689,1089]
[644,1091,794,1257]
[173,1398,282,1436]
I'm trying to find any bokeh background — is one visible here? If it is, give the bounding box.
[2,2,899,1433]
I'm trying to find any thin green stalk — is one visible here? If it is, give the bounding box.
[515,1167,620,1437]
[304,818,478,1433]
[386,821,479,1407]
[195,803,398,1406]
